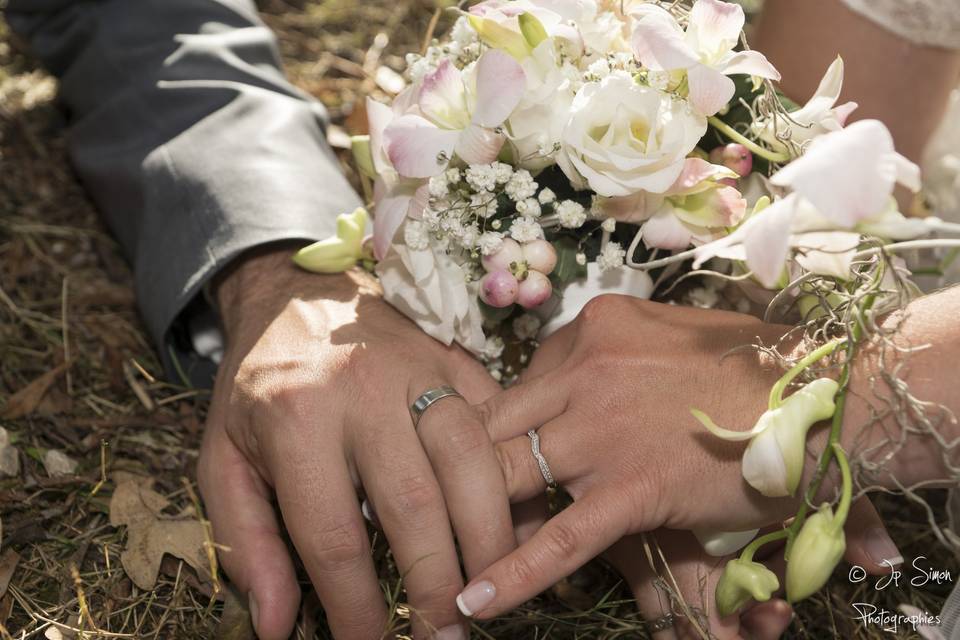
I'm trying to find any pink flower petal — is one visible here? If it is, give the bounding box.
[366,97,395,174]
[642,208,694,250]
[719,50,781,81]
[630,6,699,70]
[894,152,922,192]
[418,60,469,130]
[373,180,411,260]
[741,196,796,287]
[833,101,858,127]
[687,63,736,116]
[666,158,728,194]
[455,124,505,165]
[472,49,526,128]
[383,114,459,178]
[688,0,745,57]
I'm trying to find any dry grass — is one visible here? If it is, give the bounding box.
[0,1,957,638]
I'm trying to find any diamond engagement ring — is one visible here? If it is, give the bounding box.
[527,429,558,489]
[410,385,462,428]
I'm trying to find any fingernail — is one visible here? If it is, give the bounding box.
[456,581,495,617]
[435,624,467,639]
[864,527,903,567]
[248,591,260,631]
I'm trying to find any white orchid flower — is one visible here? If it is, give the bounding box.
[693,120,925,287]
[630,0,780,116]
[753,57,858,151]
[382,49,526,179]
[694,377,839,497]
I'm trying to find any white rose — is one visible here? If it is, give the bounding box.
[557,75,707,197]
[377,240,486,353]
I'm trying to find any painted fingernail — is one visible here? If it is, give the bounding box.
[864,527,903,567]
[456,581,495,617]
[248,591,260,631]
[435,624,467,639]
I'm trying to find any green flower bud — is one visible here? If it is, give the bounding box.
[293,207,369,274]
[786,504,847,602]
[518,12,548,49]
[716,557,780,617]
[467,15,532,60]
[351,135,376,180]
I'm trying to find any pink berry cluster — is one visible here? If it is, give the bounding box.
[479,238,557,309]
[709,143,753,187]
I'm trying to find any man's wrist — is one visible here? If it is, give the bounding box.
[213,243,362,334]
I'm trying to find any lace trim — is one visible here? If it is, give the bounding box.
[840,0,960,50]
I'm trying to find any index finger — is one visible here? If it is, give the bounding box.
[455,489,636,619]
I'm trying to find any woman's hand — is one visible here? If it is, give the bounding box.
[456,295,822,618]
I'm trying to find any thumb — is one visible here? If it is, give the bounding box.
[198,422,301,640]
[842,496,903,574]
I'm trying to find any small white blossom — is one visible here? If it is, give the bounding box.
[538,188,557,205]
[460,223,480,248]
[517,198,542,217]
[491,219,503,230]
[445,167,462,185]
[601,217,617,233]
[687,286,720,309]
[575,252,587,266]
[428,174,449,199]
[509,216,543,243]
[505,169,537,202]
[403,220,430,251]
[597,241,626,272]
[466,164,498,192]
[421,205,442,229]
[450,16,478,46]
[481,335,505,361]
[478,231,505,256]
[470,191,499,218]
[492,162,514,184]
[556,200,587,228]
[646,69,671,91]
[586,58,611,81]
[513,314,541,341]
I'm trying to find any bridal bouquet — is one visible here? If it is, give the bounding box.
[295,0,958,621]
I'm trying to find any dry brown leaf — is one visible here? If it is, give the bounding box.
[0,549,21,600]
[43,449,78,477]
[1,361,70,420]
[109,477,210,591]
[215,584,255,640]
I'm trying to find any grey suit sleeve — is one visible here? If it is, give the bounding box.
[5,0,362,383]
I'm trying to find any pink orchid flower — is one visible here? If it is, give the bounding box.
[599,157,747,249]
[382,50,526,179]
[630,0,780,116]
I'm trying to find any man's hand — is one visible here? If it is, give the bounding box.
[197,248,514,640]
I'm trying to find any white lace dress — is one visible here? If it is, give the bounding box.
[837,3,960,638]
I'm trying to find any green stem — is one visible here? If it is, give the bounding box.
[708,116,792,164]
[768,338,844,411]
[830,443,853,528]
[740,529,790,563]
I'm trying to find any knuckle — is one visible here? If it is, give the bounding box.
[432,422,490,462]
[389,473,443,517]
[408,577,462,609]
[504,552,542,589]
[309,519,369,574]
[578,294,628,326]
[542,520,581,561]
